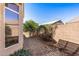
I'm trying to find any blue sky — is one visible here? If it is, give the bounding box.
[24,3,79,24]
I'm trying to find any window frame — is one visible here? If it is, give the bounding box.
[4,3,20,47]
[5,3,19,13]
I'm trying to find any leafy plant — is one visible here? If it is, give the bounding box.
[10,49,32,56]
[23,20,39,36]
[37,25,47,35]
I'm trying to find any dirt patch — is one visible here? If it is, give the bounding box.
[23,37,68,56]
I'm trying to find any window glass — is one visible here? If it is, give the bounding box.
[5,25,19,47]
[5,3,19,47]
[5,9,19,25]
[5,3,19,12]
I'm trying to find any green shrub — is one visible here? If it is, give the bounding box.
[10,49,32,56]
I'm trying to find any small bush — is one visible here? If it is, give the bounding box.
[10,49,32,56]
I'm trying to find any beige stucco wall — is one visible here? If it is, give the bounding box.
[54,21,79,44]
[0,3,24,56]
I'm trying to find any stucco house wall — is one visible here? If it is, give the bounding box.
[0,3,24,56]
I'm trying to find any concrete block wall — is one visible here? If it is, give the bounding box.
[54,21,79,44]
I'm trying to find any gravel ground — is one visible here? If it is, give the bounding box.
[23,37,68,56]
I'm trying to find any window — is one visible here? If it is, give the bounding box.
[5,9,19,25]
[5,3,19,12]
[5,3,19,47]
